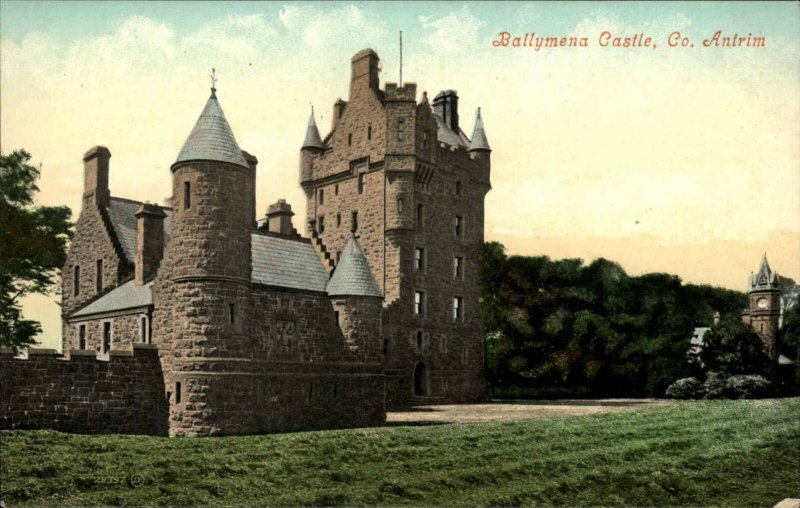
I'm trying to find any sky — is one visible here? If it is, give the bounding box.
[2,1,799,350]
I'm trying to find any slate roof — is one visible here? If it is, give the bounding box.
[72,280,153,318]
[251,234,329,292]
[750,253,779,290]
[433,113,470,148]
[107,197,172,263]
[175,89,249,168]
[326,235,382,297]
[302,110,324,149]
[469,107,490,151]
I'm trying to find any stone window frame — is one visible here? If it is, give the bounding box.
[73,265,80,296]
[183,181,191,210]
[455,215,464,238]
[351,211,359,232]
[383,337,391,356]
[334,183,339,195]
[336,213,342,228]
[318,188,324,205]
[455,180,462,195]
[175,381,182,405]
[397,118,405,141]
[358,172,366,195]
[453,256,464,280]
[397,198,404,215]
[367,125,372,140]
[96,258,103,293]
[348,133,353,146]
[453,296,464,322]
[318,215,325,234]
[414,247,425,272]
[414,290,426,317]
[76,323,87,350]
[416,330,424,351]
[100,319,113,354]
[416,203,424,227]
[439,335,448,354]
[138,313,150,344]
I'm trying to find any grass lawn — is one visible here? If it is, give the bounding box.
[1,398,798,507]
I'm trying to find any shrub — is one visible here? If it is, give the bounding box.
[725,374,772,399]
[703,372,727,399]
[665,377,705,399]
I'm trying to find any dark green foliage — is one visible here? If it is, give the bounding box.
[0,149,72,348]
[665,377,704,399]
[481,242,747,397]
[1,399,797,506]
[699,318,771,377]
[778,303,800,393]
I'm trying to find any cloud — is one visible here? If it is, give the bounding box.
[419,6,485,54]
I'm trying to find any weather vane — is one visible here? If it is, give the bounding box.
[211,68,217,90]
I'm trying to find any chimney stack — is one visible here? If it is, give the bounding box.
[432,90,459,133]
[262,199,296,237]
[350,49,380,97]
[83,146,111,208]
[134,203,166,285]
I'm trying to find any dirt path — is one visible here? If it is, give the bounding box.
[386,399,671,425]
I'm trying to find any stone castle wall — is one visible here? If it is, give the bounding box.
[0,345,168,435]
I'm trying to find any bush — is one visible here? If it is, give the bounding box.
[703,372,727,399]
[724,374,772,399]
[665,377,705,399]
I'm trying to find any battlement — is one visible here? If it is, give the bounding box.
[385,82,417,101]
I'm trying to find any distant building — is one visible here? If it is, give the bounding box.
[741,254,781,361]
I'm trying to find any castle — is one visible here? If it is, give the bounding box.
[0,49,491,436]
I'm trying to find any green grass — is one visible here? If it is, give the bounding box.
[2,399,798,507]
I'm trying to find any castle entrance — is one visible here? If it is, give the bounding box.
[413,362,427,396]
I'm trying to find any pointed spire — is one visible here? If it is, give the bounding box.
[468,107,490,151]
[302,105,324,150]
[751,253,780,290]
[326,234,382,298]
[175,86,248,168]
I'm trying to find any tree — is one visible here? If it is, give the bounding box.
[699,317,771,377]
[0,150,72,348]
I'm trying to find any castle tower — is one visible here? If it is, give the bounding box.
[742,254,781,360]
[300,49,492,407]
[152,85,256,435]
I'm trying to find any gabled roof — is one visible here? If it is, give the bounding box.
[302,110,324,149]
[326,235,382,298]
[469,107,490,151]
[106,197,172,263]
[251,234,329,292]
[175,89,249,168]
[432,113,470,148]
[71,280,153,318]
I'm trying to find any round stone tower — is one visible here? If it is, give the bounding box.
[153,86,256,436]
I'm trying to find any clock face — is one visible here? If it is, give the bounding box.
[757,298,769,310]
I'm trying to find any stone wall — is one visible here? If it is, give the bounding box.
[64,310,151,355]
[0,345,168,435]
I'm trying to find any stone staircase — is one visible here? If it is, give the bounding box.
[310,228,336,274]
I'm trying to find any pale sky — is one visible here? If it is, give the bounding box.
[2,1,799,350]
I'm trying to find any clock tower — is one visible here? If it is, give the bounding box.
[741,254,781,360]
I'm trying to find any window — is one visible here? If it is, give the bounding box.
[383,338,390,356]
[78,324,86,350]
[335,183,339,195]
[102,321,111,354]
[358,173,366,194]
[228,303,235,324]
[348,133,352,145]
[416,330,424,351]
[454,257,464,279]
[415,248,425,271]
[175,382,182,404]
[414,291,425,316]
[318,215,325,233]
[334,310,340,328]
[455,216,464,238]
[423,129,429,147]
[73,265,80,296]
[397,198,403,214]
[336,213,341,227]
[140,316,148,343]
[455,180,462,195]
[397,119,405,141]
[319,188,324,205]
[416,203,424,226]
[183,181,191,210]
[351,211,358,232]
[368,125,372,140]
[453,297,463,321]
[96,259,103,293]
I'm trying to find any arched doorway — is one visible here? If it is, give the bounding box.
[413,362,427,396]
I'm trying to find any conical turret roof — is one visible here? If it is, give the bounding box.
[469,107,490,151]
[302,109,324,149]
[750,253,780,290]
[175,88,248,168]
[326,234,382,298]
